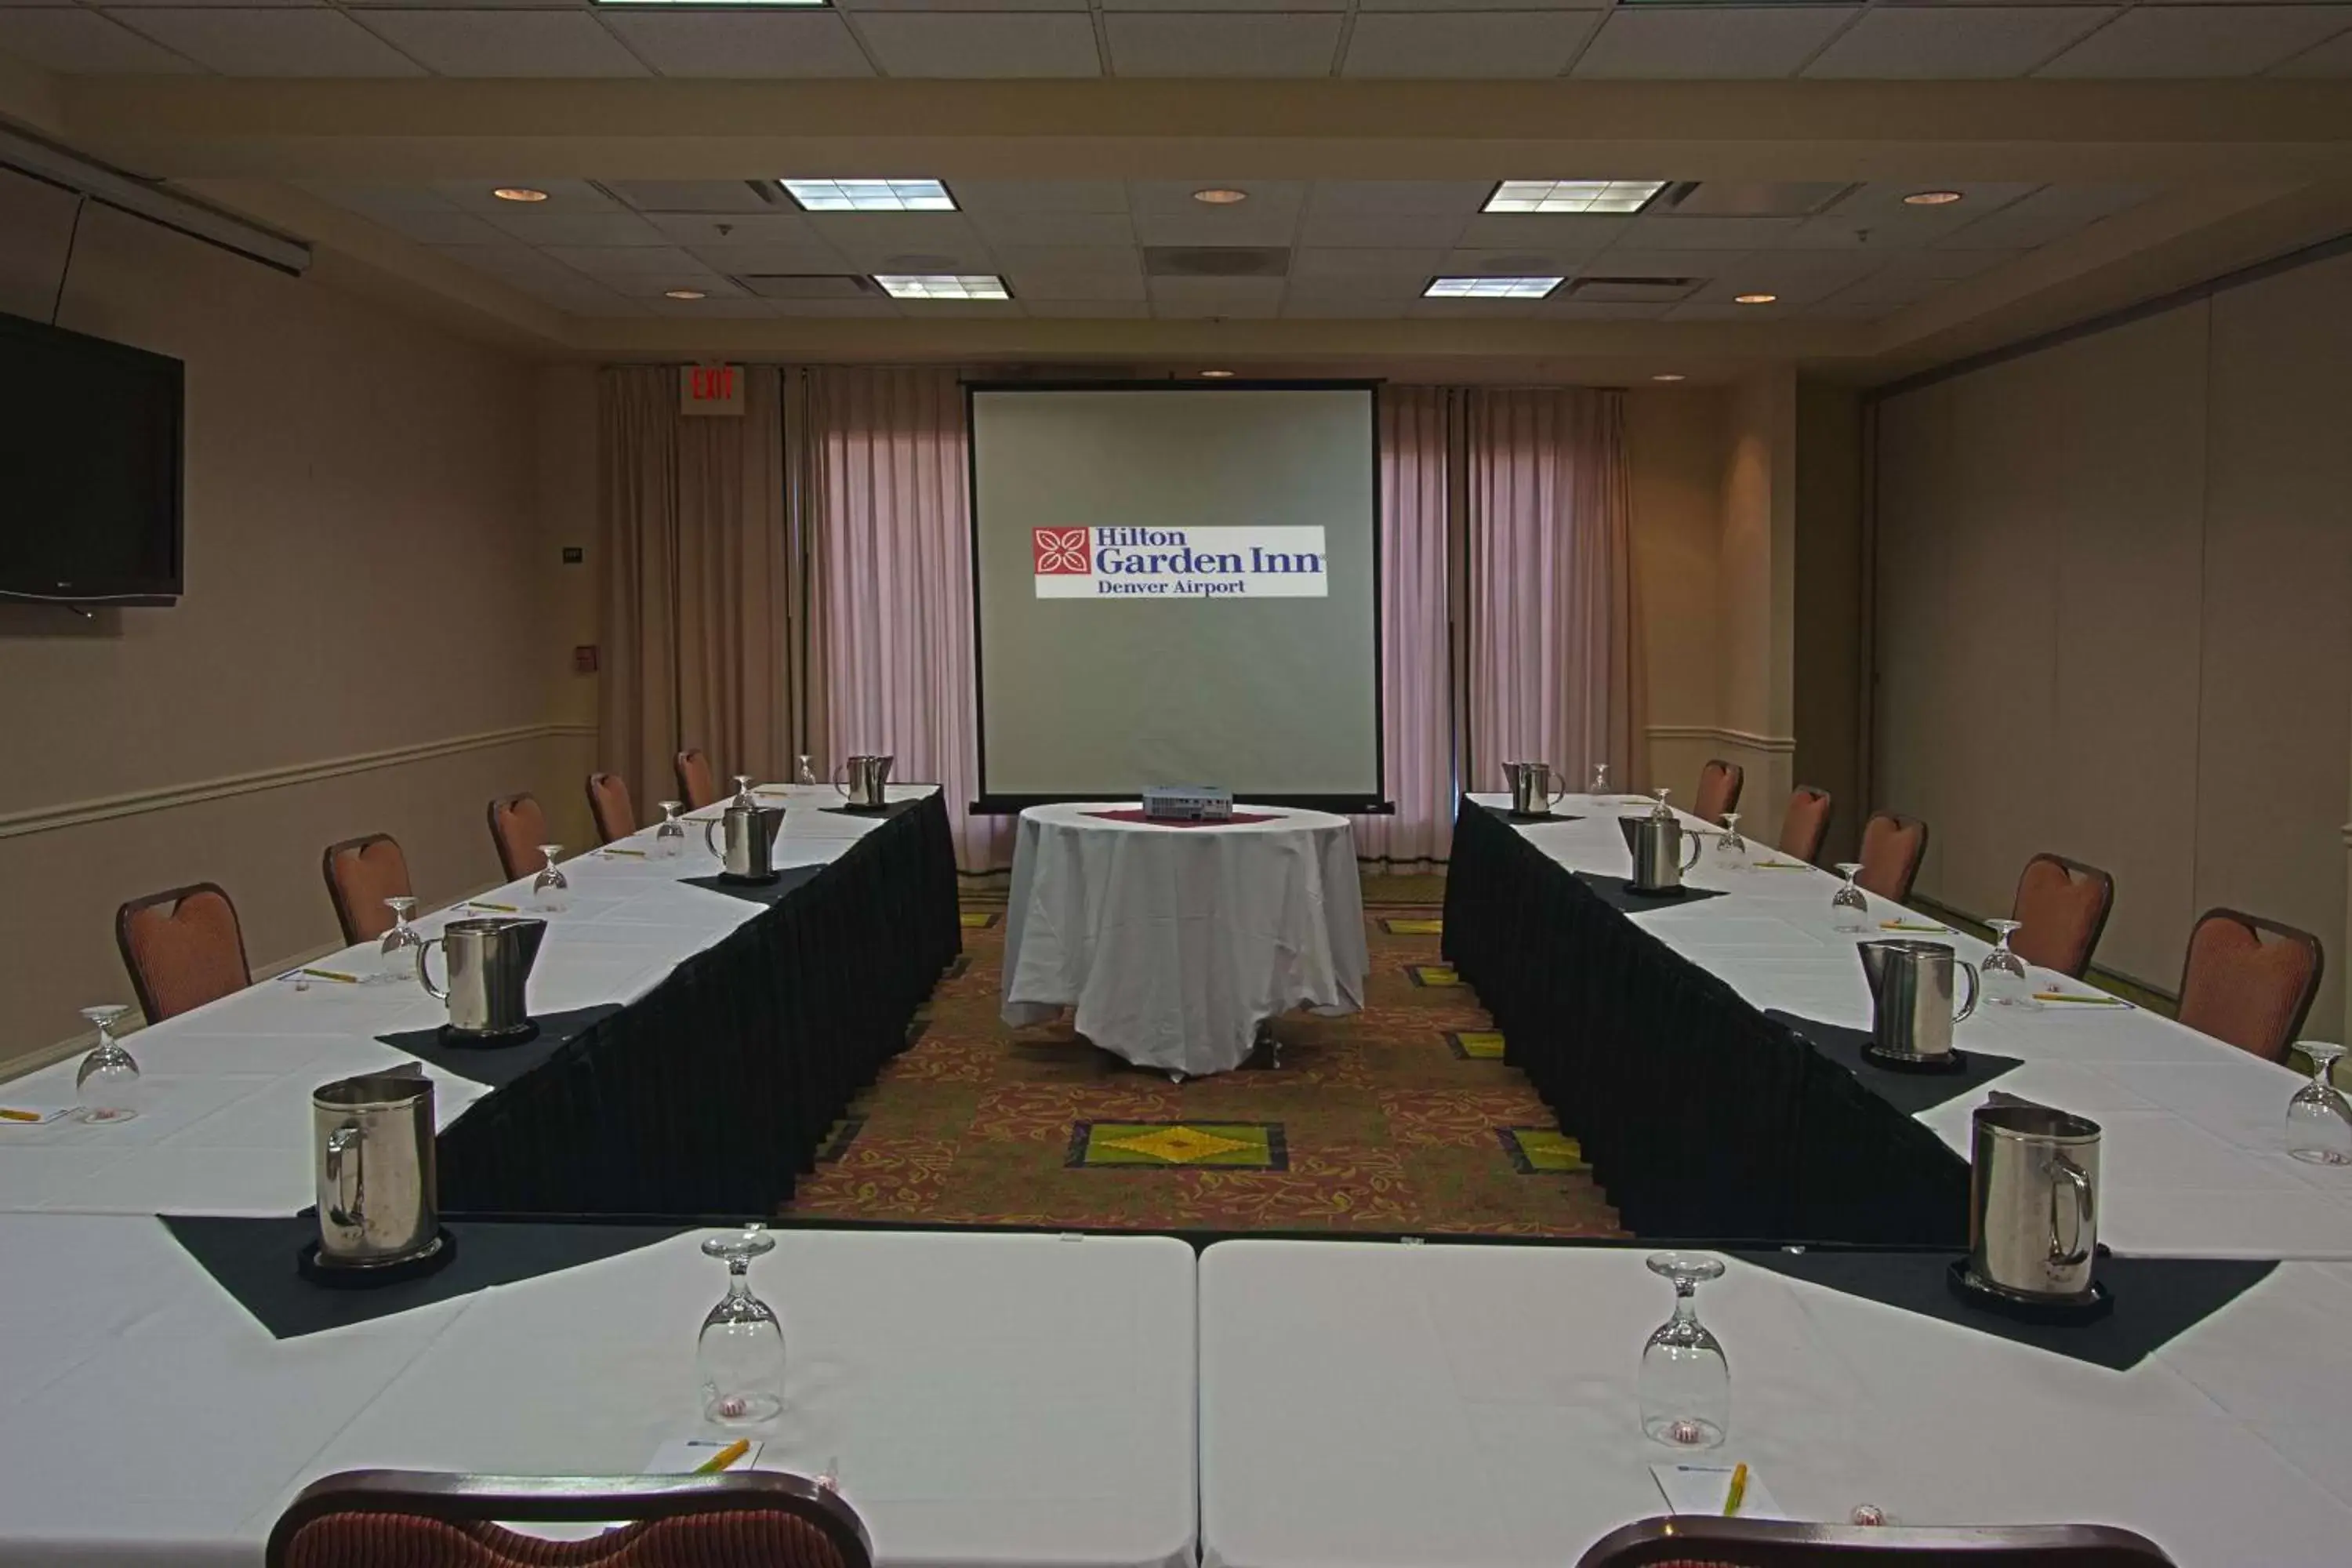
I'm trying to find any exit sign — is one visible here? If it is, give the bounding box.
[681,364,745,416]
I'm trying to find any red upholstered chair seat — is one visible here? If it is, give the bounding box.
[488,794,552,882]
[588,773,639,846]
[1777,786,1833,865]
[2177,909,2324,1062]
[117,883,251,1023]
[324,835,415,946]
[2009,854,2113,979]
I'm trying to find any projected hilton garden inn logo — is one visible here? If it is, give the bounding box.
[1030,526,1329,599]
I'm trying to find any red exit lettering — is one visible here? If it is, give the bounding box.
[689,365,735,401]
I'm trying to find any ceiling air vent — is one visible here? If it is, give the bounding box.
[1659,181,1855,218]
[1142,246,1291,279]
[1563,276,1703,303]
[731,275,884,300]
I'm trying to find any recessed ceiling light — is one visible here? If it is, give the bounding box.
[1734,292,1778,306]
[1483,180,1668,216]
[492,187,548,203]
[1192,188,1249,205]
[782,179,956,213]
[873,274,1010,300]
[665,289,708,300]
[1652,373,1686,383]
[1424,275,1563,299]
[1902,191,1965,207]
[1198,369,1236,379]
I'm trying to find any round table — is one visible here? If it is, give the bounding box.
[1000,803,1370,1079]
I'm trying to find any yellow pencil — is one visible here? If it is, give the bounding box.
[0,1108,43,1123]
[603,848,647,858]
[1722,1462,1748,1516]
[694,1438,751,1475]
[466,901,521,913]
[2033,991,2128,1007]
[1879,920,1951,932]
[300,967,361,984]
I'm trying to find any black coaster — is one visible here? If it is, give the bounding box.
[1863,1040,1969,1075]
[1572,869,1729,914]
[1736,1247,2267,1370]
[298,1228,459,1290]
[164,1214,686,1339]
[682,864,824,907]
[1480,802,1586,826]
[1765,1010,2024,1116]
[822,799,922,821]
[1947,1258,2114,1326]
[376,1004,619,1091]
[439,1019,538,1049]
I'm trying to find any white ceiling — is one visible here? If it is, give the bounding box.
[1,1,2349,81]
[288,175,2163,320]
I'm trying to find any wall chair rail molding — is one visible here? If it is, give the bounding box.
[1645,724,1796,756]
[0,722,597,841]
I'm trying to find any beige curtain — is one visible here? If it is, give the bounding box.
[1464,387,1645,797]
[597,366,793,820]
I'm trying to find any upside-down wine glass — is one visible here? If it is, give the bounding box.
[1639,1253,1730,1448]
[731,775,758,809]
[698,1225,786,1426]
[1714,811,1748,873]
[531,846,571,913]
[1650,788,1674,820]
[74,1004,142,1123]
[1592,761,1610,800]
[796,755,818,787]
[1981,919,2036,1008]
[654,802,688,860]
[376,897,423,983]
[2285,1042,2352,1167]
[1831,862,1871,933]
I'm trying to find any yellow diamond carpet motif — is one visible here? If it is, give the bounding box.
[1104,1125,1252,1163]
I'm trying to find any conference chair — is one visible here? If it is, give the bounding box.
[321,833,414,946]
[2009,852,2114,979]
[587,771,638,845]
[116,883,252,1024]
[1693,759,1744,825]
[677,748,723,811]
[267,1470,873,1568]
[1857,811,1929,904]
[486,793,550,883]
[1575,1517,2174,1566]
[1777,786,1834,865]
[2176,907,2325,1063]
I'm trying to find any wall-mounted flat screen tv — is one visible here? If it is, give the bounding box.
[0,308,184,606]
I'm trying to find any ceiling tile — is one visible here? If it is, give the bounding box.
[0,9,203,71]
[2270,26,2352,74]
[1131,205,1304,246]
[853,13,1102,76]
[355,10,649,77]
[999,270,1148,299]
[1289,245,1446,278]
[85,0,317,9]
[1025,300,1154,318]
[1443,245,1613,276]
[599,13,873,77]
[1451,212,1630,250]
[969,210,1136,246]
[763,297,899,317]
[1663,300,1784,321]
[644,211,820,246]
[990,244,1142,275]
[2036,5,2350,76]
[1934,183,2157,247]
[1149,276,1287,317]
[1306,180,1492,216]
[602,272,748,299]
[343,0,599,9]
[1804,6,2114,78]
[1856,247,2025,286]
[107,9,426,74]
[1294,209,1469,248]
[541,244,710,275]
[481,208,669,245]
[685,241,855,273]
[1536,299,1674,321]
[437,178,621,213]
[1565,249,1732,280]
[1128,180,1306,212]
[1619,214,1805,249]
[1280,296,1411,319]
[1409,296,1545,318]
[1359,0,1606,8]
[299,182,461,217]
[1571,7,1862,78]
[363,207,515,244]
[1766,212,1971,249]
[1683,252,1882,304]
[1341,9,1602,76]
[803,212,988,267]
[1103,13,1345,77]
[1105,0,1342,9]
[1824,180,2042,221]
[605,181,778,216]
[952,180,1131,214]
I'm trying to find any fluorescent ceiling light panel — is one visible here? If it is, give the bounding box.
[1483,180,1667,216]
[781,179,956,213]
[1424,276,1563,299]
[874,274,1010,300]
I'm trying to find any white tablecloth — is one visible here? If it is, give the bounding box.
[0,1219,1197,1568]
[1000,804,1370,1077]
[1199,1238,2352,1568]
[1465,794,2352,1259]
[0,785,938,1218]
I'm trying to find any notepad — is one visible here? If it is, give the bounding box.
[0,1105,74,1127]
[1651,1461,1787,1520]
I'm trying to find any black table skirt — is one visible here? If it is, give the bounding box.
[1442,797,1969,1247]
[436,793,962,1219]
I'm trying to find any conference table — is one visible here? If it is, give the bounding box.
[0,783,959,1219]
[1444,793,2352,1258]
[1001,802,1368,1078]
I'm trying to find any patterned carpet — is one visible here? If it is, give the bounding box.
[779,895,1624,1238]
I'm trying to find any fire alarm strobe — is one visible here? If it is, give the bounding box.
[1142,786,1232,822]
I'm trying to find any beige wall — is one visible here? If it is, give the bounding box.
[1626,384,1726,798]
[1795,382,1865,862]
[0,168,586,1071]
[1874,249,2352,1033]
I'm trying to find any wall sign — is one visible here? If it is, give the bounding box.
[681,364,745,416]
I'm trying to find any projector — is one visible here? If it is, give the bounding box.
[1142,786,1232,822]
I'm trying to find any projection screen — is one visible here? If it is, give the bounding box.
[968,383,1384,811]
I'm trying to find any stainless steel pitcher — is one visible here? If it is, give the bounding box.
[416,916,546,1039]
[835,753,895,809]
[1969,1097,2101,1301]
[1857,938,1980,1061]
[1502,761,1569,817]
[704,802,786,883]
[312,1071,439,1269]
[1619,814,1702,892]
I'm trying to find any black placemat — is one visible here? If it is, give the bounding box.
[1765,1010,2024,1116]
[1572,869,1728,914]
[376,1004,620,1090]
[1480,803,1585,826]
[1739,1246,2278,1370]
[681,863,824,906]
[162,1214,686,1340]
[822,799,924,821]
